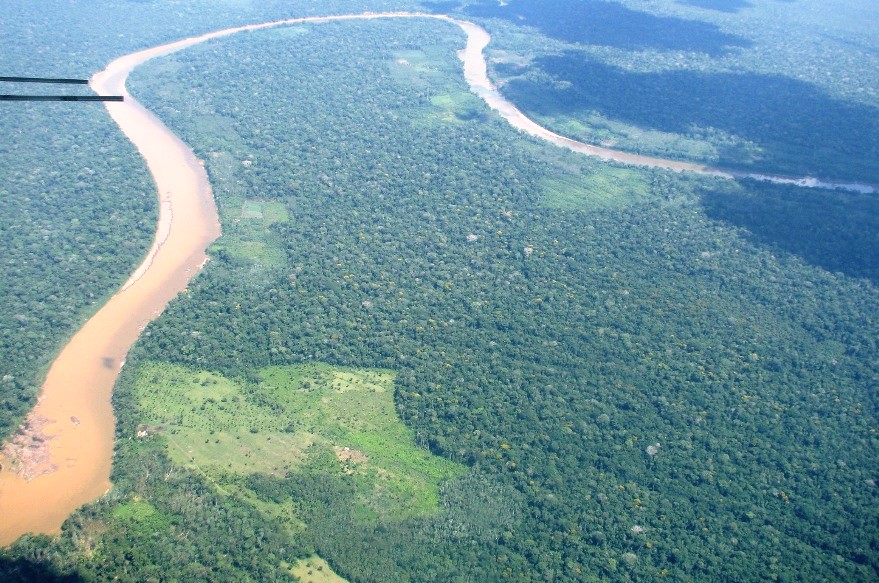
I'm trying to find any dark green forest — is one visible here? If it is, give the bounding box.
[459,0,879,182]
[0,0,425,449]
[0,88,157,437]
[2,1,877,581]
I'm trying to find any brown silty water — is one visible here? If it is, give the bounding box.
[3,9,873,548]
[0,50,220,545]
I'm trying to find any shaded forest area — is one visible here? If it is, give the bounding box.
[495,55,879,180]
[2,1,878,581]
[458,0,879,182]
[464,0,752,55]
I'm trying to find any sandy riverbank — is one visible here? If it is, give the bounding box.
[0,42,220,545]
[3,8,873,547]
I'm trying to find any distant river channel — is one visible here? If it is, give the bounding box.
[2,10,873,547]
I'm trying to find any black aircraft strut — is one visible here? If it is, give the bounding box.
[0,76,123,102]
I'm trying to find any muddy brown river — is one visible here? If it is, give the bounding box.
[2,11,874,547]
[0,40,220,544]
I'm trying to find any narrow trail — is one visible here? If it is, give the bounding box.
[2,9,873,547]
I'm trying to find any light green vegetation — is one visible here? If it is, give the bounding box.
[288,555,348,583]
[262,202,289,224]
[204,153,291,267]
[205,151,250,207]
[548,111,759,165]
[224,239,287,266]
[111,499,170,528]
[239,200,288,224]
[541,166,650,209]
[521,141,655,209]
[389,49,445,80]
[110,498,174,539]
[390,45,487,125]
[132,361,465,519]
[240,200,265,219]
[429,92,484,123]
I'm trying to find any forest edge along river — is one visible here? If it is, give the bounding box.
[0,23,225,543]
[2,11,875,547]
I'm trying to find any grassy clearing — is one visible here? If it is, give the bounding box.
[210,194,289,267]
[131,361,465,520]
[287,555,348,583]
[515,133,656,209]
[239,199,289,224]
[389,44,486,126]
[224,239,287,266]
[261,201,289,224]
[429,92,486,123]
[112,500,159,524]
[111,498,172,535]
[488,49,532,68]
[549,112,725,162]
[240,200,264,219]
[134,364,307,474]
[166,427,314,476]
[262,365,466,518]
[541,166,650,210]
[388,49,445,81]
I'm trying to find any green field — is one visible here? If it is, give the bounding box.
[131,361,465,521]
[389,40,488,126]
[541,166,650,209]
[429,92,485,123]
[288,555,348,583]
[240,199,289,224]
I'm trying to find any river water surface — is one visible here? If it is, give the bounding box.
[0,40,220,545]
[2,10,874,547]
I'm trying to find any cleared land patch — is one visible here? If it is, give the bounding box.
[287,555,348,583]
[429,92,486,123]
[240,199,289,224]
[389,44,486,126]
[131,361,464,521]
[541,166,650,209]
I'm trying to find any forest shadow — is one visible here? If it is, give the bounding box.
[677,0,753,13]
[497,54,879,181]
[465,0,752,56]
[0,555,83,582]
[701,181,879,285]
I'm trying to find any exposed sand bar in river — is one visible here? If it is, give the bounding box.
[3,9,874,547]
[0,37,220,544]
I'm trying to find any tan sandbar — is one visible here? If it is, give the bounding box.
[0,40,220,545]
[3,9,873,548]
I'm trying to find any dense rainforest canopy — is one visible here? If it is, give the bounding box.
[2,1,877,581]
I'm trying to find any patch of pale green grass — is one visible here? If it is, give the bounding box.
[132,361,465,519]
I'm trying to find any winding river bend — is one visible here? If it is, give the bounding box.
[0,25,226,543]
[1,11,874,547]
